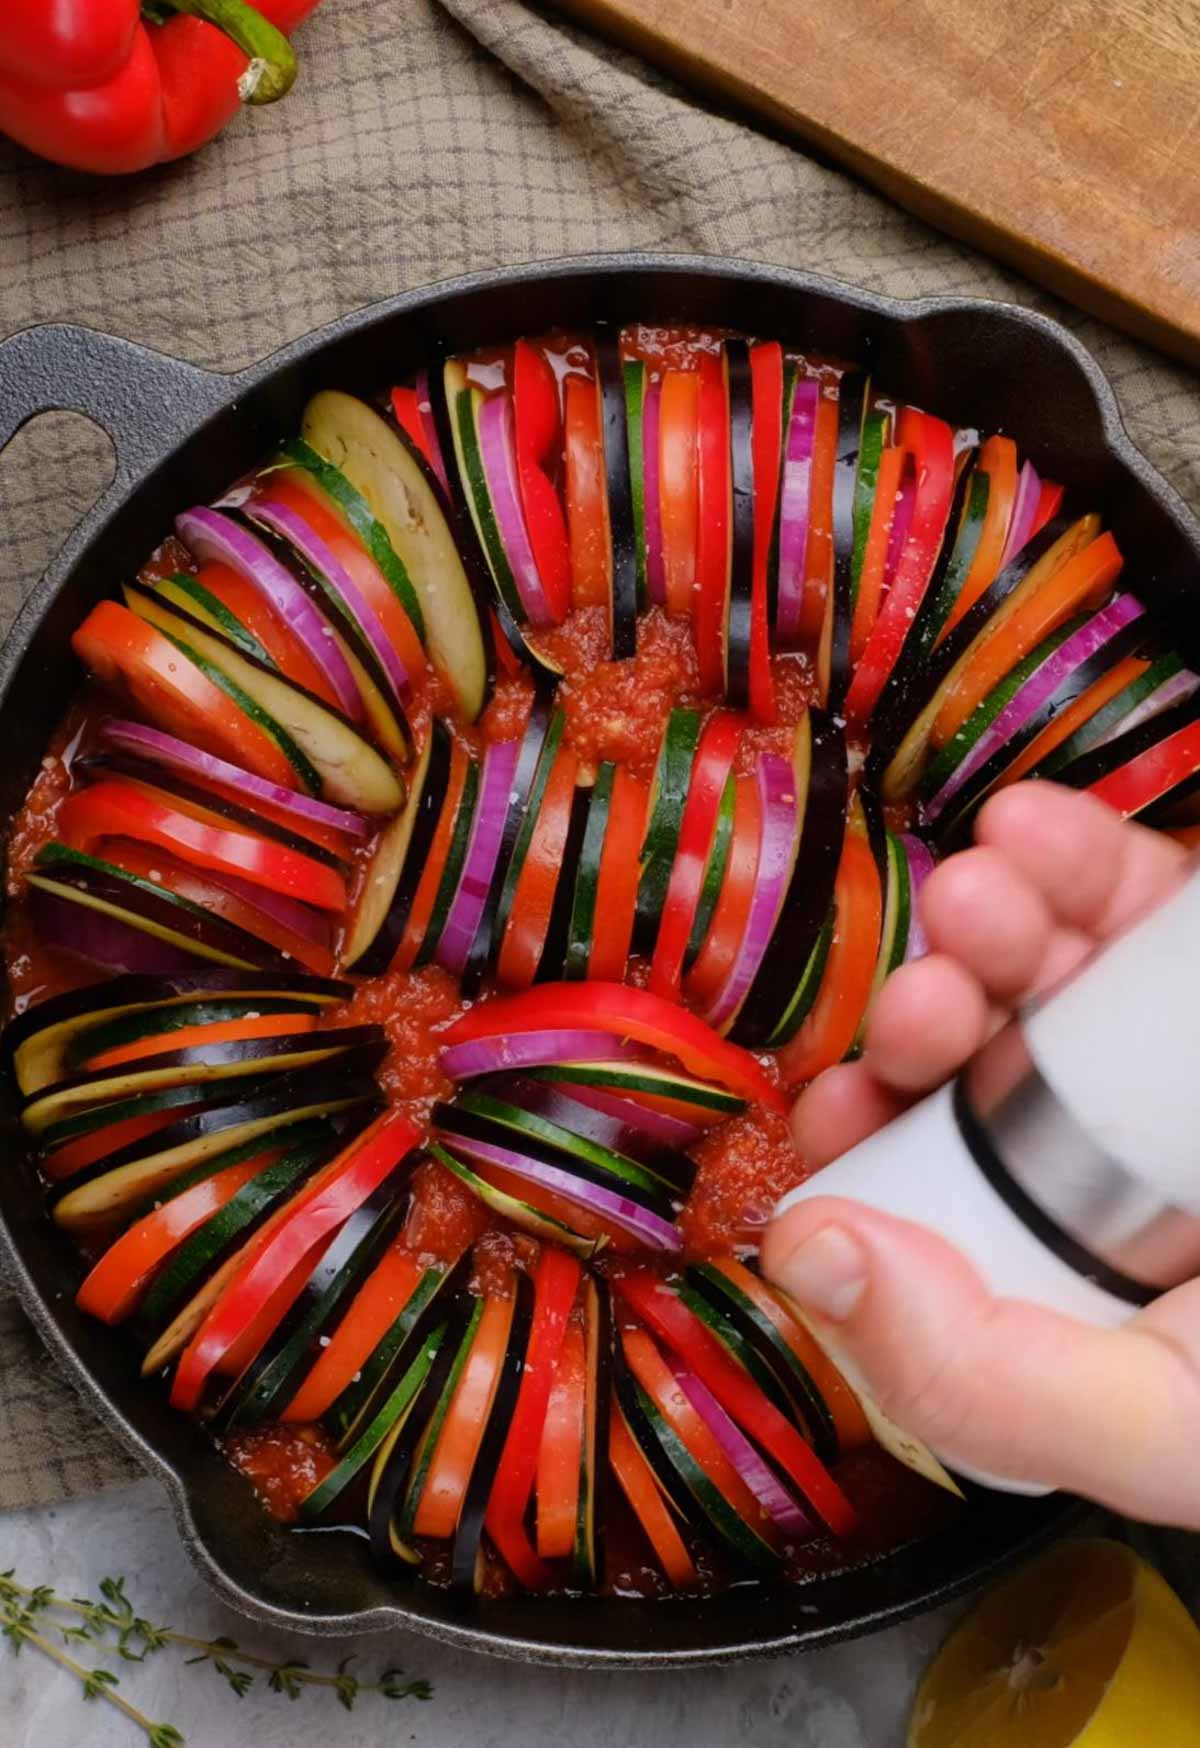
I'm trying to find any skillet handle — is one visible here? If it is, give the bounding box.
[0,322,228,489]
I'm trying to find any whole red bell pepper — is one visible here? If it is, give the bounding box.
[0,0,320,175]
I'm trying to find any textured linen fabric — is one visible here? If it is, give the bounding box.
[0,0,1198,1505]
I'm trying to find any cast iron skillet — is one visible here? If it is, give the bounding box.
[1,255,1196,1667]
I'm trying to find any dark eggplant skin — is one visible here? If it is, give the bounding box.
[1049,685,1200,794]
[431,1101,679,1223]
[24,1025,387,1119]
[449,1269,536,1594]
[213,1152,419,1432]
[353,718,453,977]
[898,455,983,679]
[867,505,1079,782]
[608,1300,709,1538]
[828,371,868,714]
[74,752,349,872]
[366,1296,470,1572]
[28,850,296,972]
[932,614,1157,850]
[534,779,592,983]
[461,695,553,997]
[732,711,848,1047]
[724,339,754,711]
[573,1271,612,1589]
[595,332,638,660]
[488,1077,695,1194]
[43,1059,385,1208]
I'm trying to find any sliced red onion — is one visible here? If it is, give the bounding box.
[1110,668,1200,743]
[705,753,798,1032]
[196,866,333,951]
[247,498,412,704]
[882,461,915,590]
[33,891,198,975]
[439,1030,642,1081]
[477,394,555,626]
[436,738,521,977]
[924,594,1144,823]
[775,378,819,645]
[416,369,451,498]
[550,1081,701,1146]
[998,460,1041,571]
[898,833,935,962]
[442,1132,682,1251]
[672,1363,815,1540]
[174,506,363,722]
[643,378,666,606]
[96,720,369,840]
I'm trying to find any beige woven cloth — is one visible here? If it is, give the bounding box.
[1,0,1198,1508]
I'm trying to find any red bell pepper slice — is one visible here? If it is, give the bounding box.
[609,1396,697,1586]
[1089,716,1200,818]
[587,766,649,984]
[1031,479,1065,540]
[616,1271,857,1538]
[649,712,742,1000]
[58,779,346,912]
[76,1149,278,1324]
[844,407,956,727]
[390,387,435,472]
[694,353,731,695]
[170,1111,420,1413]
[748,343,782,724]
[513,340,571,625]
[686,774,760,1011]
[72,601,298,791]
[485,1247,581,1587]
[0,1,316,176]
[282,1246,423,1422]
[413,1289,515,1538]
[497,743,580,991]
[778,800,883,1087]
[442,982,788,1115]
[536,1311,587,1557]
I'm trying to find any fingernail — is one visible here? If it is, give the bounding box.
[774,1223,869,1322]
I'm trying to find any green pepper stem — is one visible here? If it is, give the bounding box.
[147,0,298,103]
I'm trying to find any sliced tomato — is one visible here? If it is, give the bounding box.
[536,1312,586,1559]
[72,601,298,792]
[797,390,838,646]
[933,532,1123,747]
[392,743,470,974]
[849,445,906,665]
[281,1245,422,1422]
[609,1397,697,1586]
[497,744,579,990]
[390,386,435,471]
[685,774,761,1011]
[659,369,700,619]
[514,340,571,624]
[748,342,781,724]
[650,712,741,1000]
[1090,715,1200,818]
[76,1149,278,1324]
[1031,479,1065,540]
[59,780,346,912]
[412,1288,515,1538]
[486,1247,581,1587]
[693,353,731,695]
[999,653,1151,790]
[938,434,1017,641]
[778,802,882,1086]
[587,766,648,983]
[564,372,611,611]
[193,562,343,712]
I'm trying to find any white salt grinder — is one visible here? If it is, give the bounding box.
[775,852,1200,1493]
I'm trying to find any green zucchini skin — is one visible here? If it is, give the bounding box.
[684,773,734,975]
[724,339,754,711]
[529,1059,744,1116]
[563,760,614,980]
[572,1273,611,1589]
[623,357,648,612]
[429,1144,604,1258]
[596,333,638,659]
[462,697,554,997]
[634,708,700,955]
[535,778,592,983]
[347,718,451,975]
[450,1269,536,1593]
[397,1296,485,1540]
[828,371,869,713]
[494,710,567,952]
[415,757,480,969]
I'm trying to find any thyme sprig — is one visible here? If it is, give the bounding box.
[1,1569,432,1742]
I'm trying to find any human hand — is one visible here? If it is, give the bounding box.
[761,782,1200,1524]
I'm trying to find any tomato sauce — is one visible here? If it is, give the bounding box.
[221,1422,336,1525]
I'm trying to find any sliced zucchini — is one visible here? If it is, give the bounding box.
[572,1274,611,1588]
[563,760,614,980]
[343,719,451,973]
[124,583,405,813]
[825,370,869,711]
[595,332,638,659]
[413,757,479,969]
[493,709,567,951]
[450,1271,535,1593]
[724,338,754,710]
[300,392,488,722]
[683,772,734,975]
[429,1143,604,1260]
[764,908,835,1048]
[489,1078,695,1196]
[635,708,701,954]
[396,1295,485,1539]
[534,777,592,983]
[63,995,327,1070]
[623,358,648,611]
[530,1059,744,1118]
[462,696,554,996]
[151,573,270,663]
[1030,650,1188,782]
[41,1075,269,1156]
[446,1093,682,1209]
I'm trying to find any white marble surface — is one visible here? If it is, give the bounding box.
[0,1478,962,1748]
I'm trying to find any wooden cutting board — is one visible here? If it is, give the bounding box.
[553,0,1200,367]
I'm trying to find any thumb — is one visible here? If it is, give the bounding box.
[761,1195,1200,1526]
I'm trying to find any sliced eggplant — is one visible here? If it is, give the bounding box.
[765,909,835,1048]
[488,1078,695,1197]
[622,357,649,610]
[413,757,480,969]
[724,338,754,710]
[572,1273,611,1588]
[677,1279,807,1432]
[325,1253,468,1447]
[214,1150,419,1430]
[395,1296,486,1541]
[1029,650,1192,782]
[1052,686,1200,795]
[684,773,734,976]
[343,719,452,973]
[826,371,869,711]
[444,359,526,627]
[50,1063,383,1231]
[4,971,348,1099]
[461,696,553,996]
[634,708,701,955]
[429,1144,605,1260]
[23,1025,386,1137]
[151,572,271,663]
[534,777,593,983]
[450,1270,536,1593]
[28,844,293,974]
[732,710,848,1047]
[563,760,614,980]
[595,331,638,659]
[41,1075,272,1158]
[493,709,566,952]
[529,1059,745,1118]
[910,460,990,657]
[63,994,329,1072]
[124,583,405,814]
